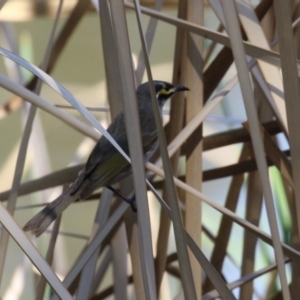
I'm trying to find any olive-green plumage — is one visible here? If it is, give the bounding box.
[23,81,188,236]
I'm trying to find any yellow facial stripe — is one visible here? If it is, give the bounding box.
[159,87,175,96]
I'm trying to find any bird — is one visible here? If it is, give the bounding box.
[23,80,189,236]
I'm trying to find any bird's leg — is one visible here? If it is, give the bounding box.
[106,186,137,212]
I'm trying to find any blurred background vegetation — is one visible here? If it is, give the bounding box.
[0,0,299,299]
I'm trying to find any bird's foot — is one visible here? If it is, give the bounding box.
[106,186,137,212]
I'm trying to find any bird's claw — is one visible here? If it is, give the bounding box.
[106,186,137,212]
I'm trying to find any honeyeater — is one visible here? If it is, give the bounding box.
[23,80,189,236]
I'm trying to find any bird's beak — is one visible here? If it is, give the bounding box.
[174,85,189,93]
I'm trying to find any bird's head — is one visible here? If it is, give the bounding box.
[153,81,189,107]
[137,80,189,109]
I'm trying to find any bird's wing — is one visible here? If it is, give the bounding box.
[78,152,130,199]
[75,131,158,199]
[85,113,128,173]
[70,111,158,196]
[70,113,128,194]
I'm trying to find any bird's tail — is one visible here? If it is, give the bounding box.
[23,188,78,237]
